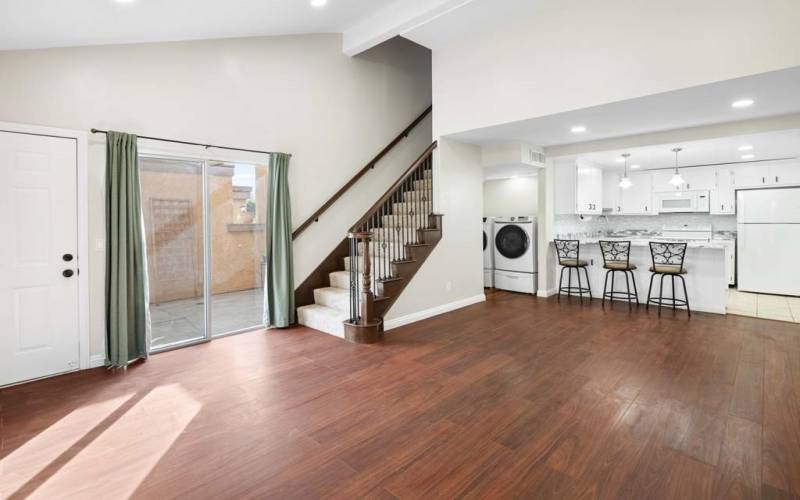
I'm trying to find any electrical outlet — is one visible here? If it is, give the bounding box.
[446,281,452,291]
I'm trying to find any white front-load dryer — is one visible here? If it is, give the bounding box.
[483,217,494,288]
[493,216,538,294]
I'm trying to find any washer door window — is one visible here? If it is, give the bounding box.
[495,225,529,259]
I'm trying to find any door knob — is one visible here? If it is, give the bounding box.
[63,269,74,278]
[63,253,74,262]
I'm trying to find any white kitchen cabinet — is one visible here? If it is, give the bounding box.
[768,160,800,186]
[734,161,800,188]
[554,162,576,215]
[683,166,717,191]
[602,170,622,214]
[711,167,736,214]
[575,160,603,214]
[651,170,675,193]
[620,172,654,215]
[735,164,768,188]
[652,166,716,192]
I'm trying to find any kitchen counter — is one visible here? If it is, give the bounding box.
[578,236,733,249]
[549,239,730,314]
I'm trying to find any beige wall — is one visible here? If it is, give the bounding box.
[388,137,485,320]
[0,34,431,359]
[483,177,538,218]
[432,0,800,137]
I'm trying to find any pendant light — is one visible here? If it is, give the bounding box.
[618,153,633,189]
[668,147,685,187]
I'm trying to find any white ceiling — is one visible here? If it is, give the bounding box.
[573,128,800,171]
[448,66,800,147]
[0,0,397,51]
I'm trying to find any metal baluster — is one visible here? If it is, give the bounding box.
[349,237,354,321]
[389,190,395,277]
[405,175,411,253]
[415,162,425,243]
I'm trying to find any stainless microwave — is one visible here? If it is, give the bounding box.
[654,190,710,213]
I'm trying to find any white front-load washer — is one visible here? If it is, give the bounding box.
[493,216,538,294]
[483,217,494,288]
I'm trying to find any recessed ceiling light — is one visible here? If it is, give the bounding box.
[741,154,755,160]
[571,126,587,133]
[311,0,327,6]
[615,157,626,163]
[630,164,641,170]
[738,145,753,151]
[732,99,754,109]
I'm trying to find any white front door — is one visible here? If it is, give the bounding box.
[0,131,80,386]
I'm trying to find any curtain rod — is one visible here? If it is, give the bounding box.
[90,128,279,156]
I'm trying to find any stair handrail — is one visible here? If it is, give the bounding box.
[349,141,437,233]
[346,142,437,328]
[292,105,432,240]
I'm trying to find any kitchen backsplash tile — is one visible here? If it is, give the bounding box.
[555,214,737,236]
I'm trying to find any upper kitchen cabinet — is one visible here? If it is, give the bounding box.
[650,170,676,193]
[652,166,716,192]
[602,170,622,214]
[711,167,736,214]
[620,171,654,215]
[682,167,717,191]
[768,160,800,186]
[575,160,603,214]
[735,160,800,188]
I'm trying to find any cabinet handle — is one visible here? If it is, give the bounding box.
[687,183,690,190]
[762,177,766,184]
[776,176,779,183]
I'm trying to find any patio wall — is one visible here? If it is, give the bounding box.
[140,161,267,304]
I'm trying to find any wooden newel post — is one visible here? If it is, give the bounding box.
[351,231,374,325]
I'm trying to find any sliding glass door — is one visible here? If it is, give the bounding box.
[140,155,268,351]
[208,162,269,337]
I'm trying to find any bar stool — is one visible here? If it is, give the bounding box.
[646,242,691,316]
[599,240,639,309]
[554,239,592,302]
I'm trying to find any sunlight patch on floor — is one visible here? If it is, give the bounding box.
[19,384,201,499]
[0,394,135,499]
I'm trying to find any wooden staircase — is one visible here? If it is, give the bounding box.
[297,142,441,343]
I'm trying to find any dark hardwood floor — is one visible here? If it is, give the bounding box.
[2,290,800,499]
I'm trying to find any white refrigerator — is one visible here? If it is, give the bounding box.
[737,187,800,296]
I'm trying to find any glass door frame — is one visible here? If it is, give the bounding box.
[139,151,268,354]
[139,153,212,353]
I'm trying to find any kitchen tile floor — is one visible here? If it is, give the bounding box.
[727,288,800,323]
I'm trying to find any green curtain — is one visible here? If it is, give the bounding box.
[264,152,295,328]
[105,131,148,367]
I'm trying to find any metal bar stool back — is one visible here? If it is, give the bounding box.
[646,242,691,316]
[554,239,592,302]
[599,240,639,309]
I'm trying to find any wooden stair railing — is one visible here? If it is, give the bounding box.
[343,141,439,343]
[292,105,432,240]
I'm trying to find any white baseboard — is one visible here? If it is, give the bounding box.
[537,288,557,298]
[89,354,106,368]
[384,294,486,331]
